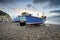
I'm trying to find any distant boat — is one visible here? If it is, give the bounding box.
[14,12,46,26]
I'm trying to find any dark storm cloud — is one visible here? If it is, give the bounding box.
[50,9,60,13]
[33,0,60,7]
[33,0,48,3]
[0,0,28,4]
[0,0,14,4]
[49,0,60,7]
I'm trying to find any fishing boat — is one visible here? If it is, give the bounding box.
[14,12,46,26]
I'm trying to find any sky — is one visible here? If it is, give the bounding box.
[0,0,60,24]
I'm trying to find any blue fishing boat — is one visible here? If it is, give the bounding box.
[14,12,46,26]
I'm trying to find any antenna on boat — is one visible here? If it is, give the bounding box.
[41,11,46,20]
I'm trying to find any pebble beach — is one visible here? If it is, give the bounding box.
[0,22,60,40]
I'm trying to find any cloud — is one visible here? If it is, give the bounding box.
[0,0,29,4]
[33,0,48,3]
[49,0,60,7]
[50,9,60,13]
[0,0,29,3]
[0,0,14,4]
[33,0,60,7]
[26,4,32,7]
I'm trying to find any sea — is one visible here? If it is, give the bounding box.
[46,15,60,25]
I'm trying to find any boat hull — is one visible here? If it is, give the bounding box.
[14,15,45,25]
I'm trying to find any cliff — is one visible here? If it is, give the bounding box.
[0,10,12,22]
